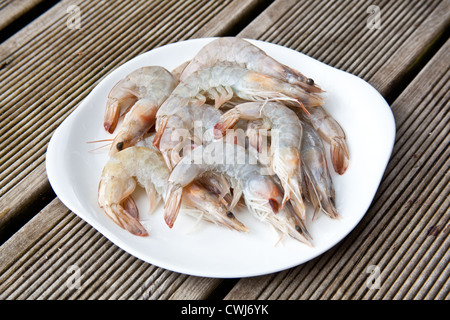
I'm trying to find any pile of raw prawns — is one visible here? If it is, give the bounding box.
[96,37,349,246]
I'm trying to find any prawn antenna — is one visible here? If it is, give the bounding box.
[86,138,113,152]
[87,138,114,144]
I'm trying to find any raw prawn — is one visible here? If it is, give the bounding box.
[301,121,339,219]
[98,146,167,236]
[163,140,311,244]
[159,103,222,170]
[154,64,325,147]
[104,66,177,155]
[179,37,323,94]
[214,101,307,221]
[303,106,349,174]
[98,146,247,236]
[142,132,235,210]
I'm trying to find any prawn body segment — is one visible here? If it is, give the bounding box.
[301,122,339,219]
[154,64,325,144]
[215,101,308,221]
[104,80,138,133]
[98,147,168,236]
[179,37,323,94]
[104,66,177,155]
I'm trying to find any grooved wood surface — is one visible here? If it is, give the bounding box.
[0,0,448,300]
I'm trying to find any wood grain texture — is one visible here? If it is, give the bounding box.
[0,0,448,300]
[239,0,449,96]
[0,163,48,237]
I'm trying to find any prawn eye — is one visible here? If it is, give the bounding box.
[116,142,124,151]
[295,225,303,233]
[226,211,235,218]
[306,78,315,86]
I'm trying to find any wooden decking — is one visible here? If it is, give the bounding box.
[0,0,448,300]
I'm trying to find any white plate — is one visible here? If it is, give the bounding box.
[46,38,395,278]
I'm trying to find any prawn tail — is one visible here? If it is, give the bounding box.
[164,184,183,228]
[153,116,169,149]
[213,109,240,139]
[104,204,148,236]
[331,137,349,175]
[104,98,121,133]
[171,60,191,81]
[120,196,139,219]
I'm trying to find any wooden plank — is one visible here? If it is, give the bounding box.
[239,0,449,96]
[225,37,450,300]
[0,163,48,238]
[0,198,222,299]
[191,0,267,38]
[0,0,50,33]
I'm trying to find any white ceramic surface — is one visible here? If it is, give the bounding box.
[46,38,395,278]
